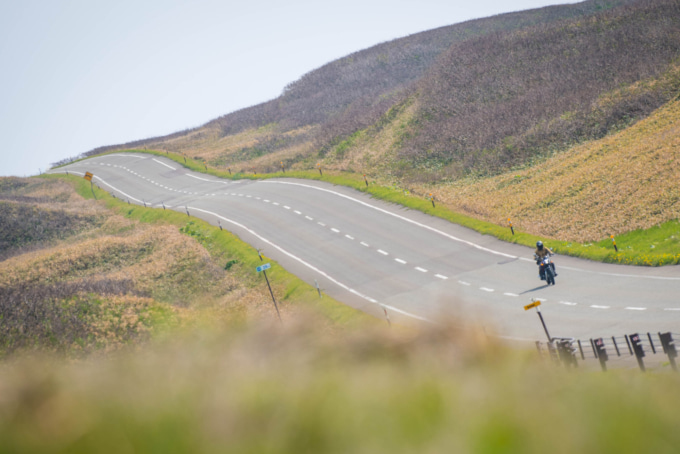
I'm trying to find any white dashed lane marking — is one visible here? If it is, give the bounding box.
[360,242,370,247]
[435,274,448,280]
[480,287,494,292]
[345,235,354,240]
[458,281,471,286]
[625,307,647,311]
[377,249,389,256]
[504,293,519,297]
[415,267,428,273]
[559,301,577,306]
[590,305,610,309]
[395,258,407,264]
[331,228,340,233]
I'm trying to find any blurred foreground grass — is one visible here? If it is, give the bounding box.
[0,320,678,454]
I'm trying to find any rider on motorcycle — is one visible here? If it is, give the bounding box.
[534,241,557,279]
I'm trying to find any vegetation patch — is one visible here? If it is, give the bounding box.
[0,322,678,453]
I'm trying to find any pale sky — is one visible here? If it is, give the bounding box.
[0,0,578,177]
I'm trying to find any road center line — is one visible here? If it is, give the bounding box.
[185,205,431,323]
[377,249,389,256]
[625,307,647,311]
[480,287,494,292]
[435,274,448,280]
[262,181,680,280]
[185,174,214,182]
[590,305,610,309]
[415,267,428,273]
[152,158,176,170]
[395,258,407,264]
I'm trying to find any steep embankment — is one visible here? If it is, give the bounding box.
[325,0,680,181]
[430,97,680,243]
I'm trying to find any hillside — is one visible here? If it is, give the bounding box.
[428,96,680,243]
[397,0,680,178]
[0,177,282,356]
[78,0,635,172]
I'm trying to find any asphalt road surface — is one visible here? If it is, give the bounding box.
[50,153,680,344]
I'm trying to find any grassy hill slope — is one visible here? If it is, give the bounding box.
[78,0,634,173]
[399,0,680,178]
[431,95,680,244]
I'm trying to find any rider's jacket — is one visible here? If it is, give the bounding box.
[535,247,553,259]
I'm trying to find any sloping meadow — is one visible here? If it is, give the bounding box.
[430,97,680,253]
[0,177,273,356]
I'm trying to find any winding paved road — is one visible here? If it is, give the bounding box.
[50,153,680,342]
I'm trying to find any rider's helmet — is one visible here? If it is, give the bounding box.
[536,241,543,250]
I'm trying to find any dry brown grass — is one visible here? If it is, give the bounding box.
[412,98,680,242]
[324,100,419,175]
[0,177,278,355]
[146,123,320,173]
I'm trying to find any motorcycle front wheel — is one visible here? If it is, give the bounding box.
[545,267,555,285]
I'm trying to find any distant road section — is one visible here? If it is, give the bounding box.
[49,154,680,341]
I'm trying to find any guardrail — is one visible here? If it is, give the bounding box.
[536,332,679,372]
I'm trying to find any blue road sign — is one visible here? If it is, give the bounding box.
[256,263,271,272]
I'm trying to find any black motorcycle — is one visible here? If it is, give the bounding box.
[535,254,556,285]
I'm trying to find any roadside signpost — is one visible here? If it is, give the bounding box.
[84,172,96,199]
[524,299,552,342]
[256,262,280,322]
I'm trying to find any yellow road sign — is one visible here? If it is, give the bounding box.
[84,172,93,182]
[524,300,541,311]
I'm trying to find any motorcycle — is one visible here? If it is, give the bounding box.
[535,254,556,285]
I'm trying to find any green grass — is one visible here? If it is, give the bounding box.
[42,173,375,328]
[0,322,678,454]
[63,150,680,266]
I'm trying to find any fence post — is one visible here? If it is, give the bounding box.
[658,332,678,372]
[612,336,621,356]
[629,333,646,372]
[647,332,656,354]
